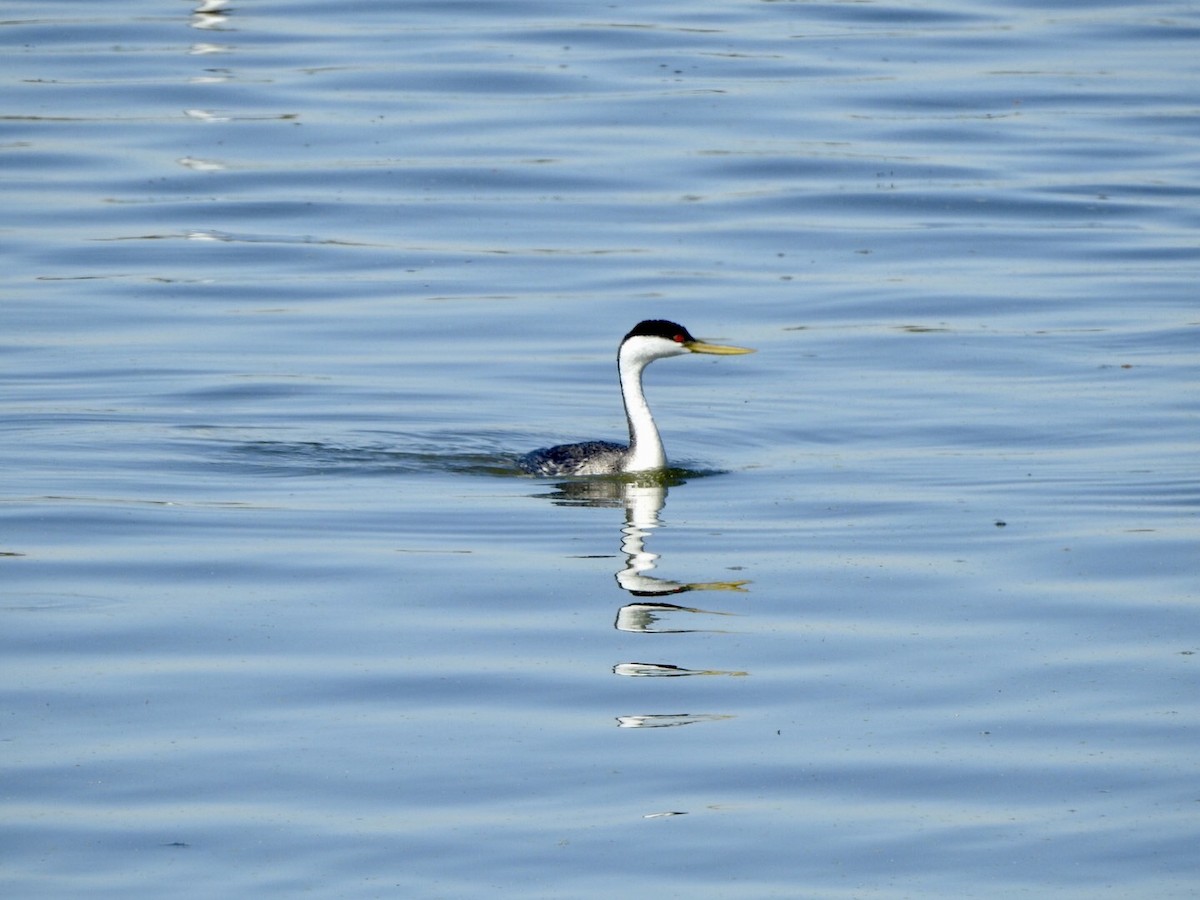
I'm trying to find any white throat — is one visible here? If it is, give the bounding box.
[618,336,680,472]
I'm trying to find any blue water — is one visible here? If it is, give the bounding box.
[3,1,1197,897]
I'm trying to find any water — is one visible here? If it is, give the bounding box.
[3,1,1197,897]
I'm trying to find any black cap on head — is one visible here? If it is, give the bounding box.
[623,319,695,345]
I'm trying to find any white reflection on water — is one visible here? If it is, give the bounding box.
[615,481,751,598]
[616,713,734,729]
[532,476,752,724]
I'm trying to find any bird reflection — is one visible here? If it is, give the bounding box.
[615,480,747,607]
[616,713,734,729]
[534,474,749,729]
[613,662,747,678]
[191,0,233,30]
[613,601,735,635]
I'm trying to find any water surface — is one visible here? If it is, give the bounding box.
[2,1,1197,897]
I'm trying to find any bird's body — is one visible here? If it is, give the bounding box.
[519,320,753,477]
[521,440,629,477]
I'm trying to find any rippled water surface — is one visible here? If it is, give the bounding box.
[3,1,1197,897]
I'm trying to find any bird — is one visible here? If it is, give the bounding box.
[519,319,754,477]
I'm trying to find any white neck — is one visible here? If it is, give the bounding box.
[618,343,667,472]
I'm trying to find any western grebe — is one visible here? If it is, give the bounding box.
[519,319,754,477]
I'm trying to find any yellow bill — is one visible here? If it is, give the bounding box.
[684,339,756,355]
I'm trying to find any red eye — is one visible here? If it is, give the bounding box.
[673,334,685,343]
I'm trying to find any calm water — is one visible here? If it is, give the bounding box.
[3,1,1197,897]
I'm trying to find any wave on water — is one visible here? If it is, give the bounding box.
[214,434,727,483]
[211,432,524,478]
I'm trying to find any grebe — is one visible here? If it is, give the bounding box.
[519,319,754,477]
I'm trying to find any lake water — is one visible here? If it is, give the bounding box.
[2,1,1197,897]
